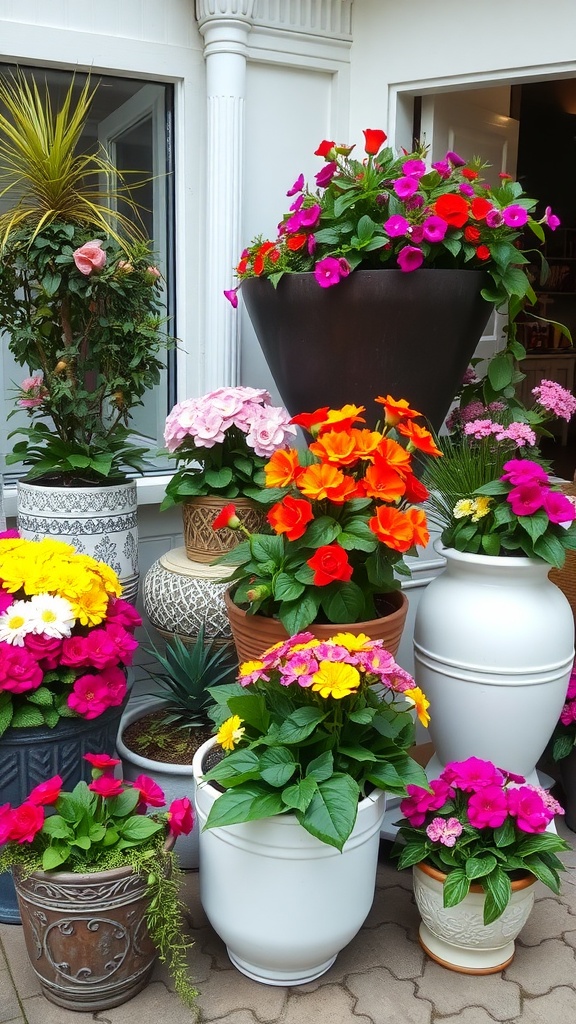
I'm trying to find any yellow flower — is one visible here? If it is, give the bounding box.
[403,687,431,728]
[453,499,475,519]
[311,661,360,699]
[217,715,245,751]
[70,582,110,626]
[238,659,265,679]
[329,632,372,651]
[471,496,492,522]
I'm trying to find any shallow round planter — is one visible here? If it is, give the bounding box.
[413,543,574,783]
[13,839,173,1011]
[117,697,199,869]
[17,479,139,603]
[182,495,267,563]
[413,862,536,974]
[0,700,129,924]
[192,737,386,986]
[224,586,409,664]
[242,269,492,431]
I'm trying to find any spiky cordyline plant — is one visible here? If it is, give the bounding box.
[0,70,147,246]
[420,435,511,532]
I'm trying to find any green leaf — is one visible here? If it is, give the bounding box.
[533,531,567,568]
[278,706,327,744]
[42,815,72,839]
[42,845,70,870]
[10,706,44,728]
[298,774,360,851]
[273,573,305,602]
[205,466,233,488]
[320,581,365,624]
[26,686,54,707]
[483,866,511,925]
[487,353,513,390]
[118,816,164,842]
[226,693,270,734]
[108,787,140,819]
[442,867,470,908]
[396,838,429,870]
[279,591,322,634]
[302,516,341,547]
[282,776,318,812]
[204,784,286,829]
[259,747,298,788]
[203,749,260,786]
[305,751,334,783]
[465,854,497,880]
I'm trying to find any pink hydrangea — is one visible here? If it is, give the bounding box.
[244,404,297,457]
[532,379,576,421]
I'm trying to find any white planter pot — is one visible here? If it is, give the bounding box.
[117,698,199,869]
[413,863,536,973]
[17,480,139,603]
[192,737,386,986]
[413,544,574,783]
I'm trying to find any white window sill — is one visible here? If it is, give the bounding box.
[3,474,172,520]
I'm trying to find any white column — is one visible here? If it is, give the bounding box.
[196,1,256,391]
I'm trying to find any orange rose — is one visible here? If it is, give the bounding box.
[405,507,430,548]
[397,422,443,457]
[298,463,357,503]
[264,448,302,488]
[316,404,366,434]
[375,395,422,426]
[363,460,407,503]
[306,544,353,585]
[267,495,314,541]
[374,437,412,476]
[309,429,359,467]
[368,506,415,553]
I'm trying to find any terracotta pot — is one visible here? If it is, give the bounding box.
[242,269,492,431]
[13,838,173,1011]
[413,862,536,974]
[182,495,267,563]
[224,586,408,662]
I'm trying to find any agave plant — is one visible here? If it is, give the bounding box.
[142,624,238,733]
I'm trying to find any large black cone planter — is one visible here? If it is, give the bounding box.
[243,269,493,430]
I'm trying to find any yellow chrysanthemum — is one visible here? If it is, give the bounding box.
[471,496,492,522]
[70,582,110,626]
[453,499,475,519]
[403,687,431,728]
[217,715,245,751]
[329,632,372,651]
[311,661,360,700]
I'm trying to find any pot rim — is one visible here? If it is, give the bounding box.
[13,834,175,885]
[117,696,200,775]
[193,736,385,822]
[434,539,544,569]
[415,860,536,893]
[17,478,136,494]
[224,584,408,628]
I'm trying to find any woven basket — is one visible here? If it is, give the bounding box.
[549,476,576,626]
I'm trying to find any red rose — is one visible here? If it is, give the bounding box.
[306,544,353,586]
[433,193,469,228]
[464,225,481,243]
[314,139,336,158]
[476,244,491,261]
[363,128,387,155]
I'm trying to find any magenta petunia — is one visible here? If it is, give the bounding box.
[393,176,419,199]
[132,774,166,808]
[314,256,350,288]
[315,162,337,189]
[441,756,504,792]
[397,245,424,272]
[168,797,195,836]
[422,215,448,243]
[399,778,453,827]
[543,489,576,524]
[467,785,508,829]
[431,159,450,178]
[507,482,547,517]
[384,214,409,238]
[402,158,427,178]
[223,288,238,308]
[286,173,304,197]
[507,785,553,832]
[501,459,550,487]
[501,204,529,228]
[544,205,561,231]
[485,208,504,228]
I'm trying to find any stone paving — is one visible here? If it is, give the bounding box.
[1,816,576,1024]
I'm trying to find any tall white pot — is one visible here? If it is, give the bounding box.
[17,480,139,603]
[413,544,575,782]
[192,737,386,986]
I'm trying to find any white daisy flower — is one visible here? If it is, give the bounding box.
[27,593,76,638]
[0,600,35,646]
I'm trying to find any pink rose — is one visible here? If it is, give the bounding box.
[84,753,121,772]
[28,775,63,806]
[24,633,63,669]
[61,634,92,667]
[67,674,115,719]
[89,776,124,798]
[0,803,12,844]
[0,646,43,693]
[105,597,142,632]
[104,623,138,666]
[132,774,166,808]
[99,665,128,706]
[167,797,194,837]
[73,240,107,276]
[0,591,14,615]
[84,629,120,670]
[7,802,45,843]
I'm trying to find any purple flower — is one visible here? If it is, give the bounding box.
[501,459,550,486]
[405,193,425,210]
[459,183,475,197]
[290,193,304,213]
[422,215,448,243]
[507,482,547,516]
[407,224,424,244]
[299,204,322,228]
[543,489,576,524]
[431,159,451,178]
[223,288,238,308]
[446,150,466,167]
[397,245,424,272]
[307,234,317,256]
[485,208,504,228]
[313,256,350,288]
[384,214,409,238]
[544,205,561,231]
[286,173,304,197]
[402,158,427,178]
[502,204,529,228]
[315,162,337,188]
[393,176,419,199]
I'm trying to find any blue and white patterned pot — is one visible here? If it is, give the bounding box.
[16,480,139,603]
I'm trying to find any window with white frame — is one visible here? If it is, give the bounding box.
[0,65,176,478]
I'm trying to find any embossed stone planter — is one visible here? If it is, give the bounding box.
[0,700,129,924]
[17,480,139,603]
[413,862,536,974]
[13,841,173,1011]
[143,547,234,647]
